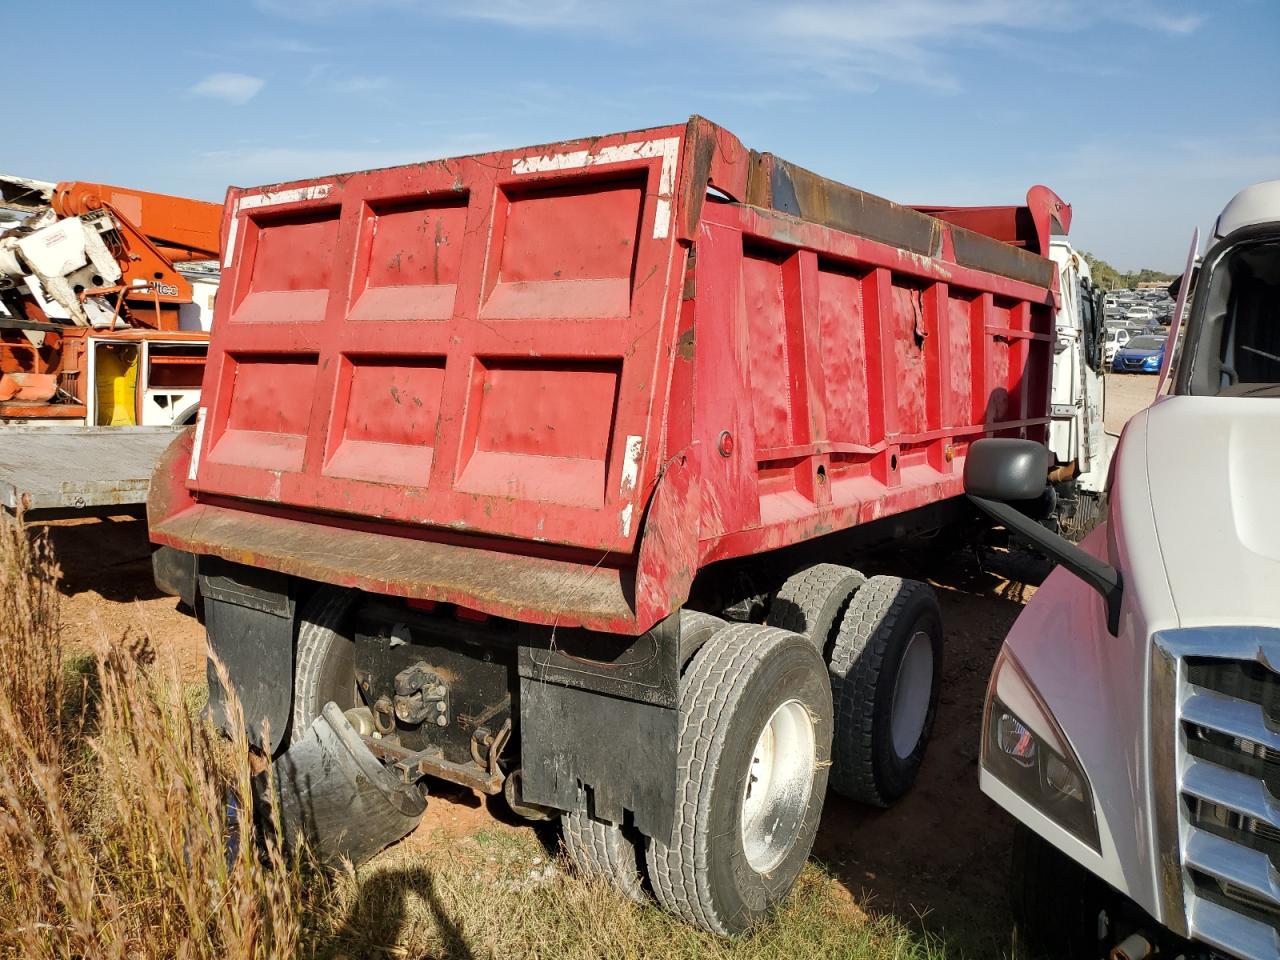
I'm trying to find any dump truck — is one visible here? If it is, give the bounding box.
[149,117,1073,934]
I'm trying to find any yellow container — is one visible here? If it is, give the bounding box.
[95,343,139,426]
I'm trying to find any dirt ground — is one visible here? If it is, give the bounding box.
[1105,370,1160,435]
[38,372,1159,954]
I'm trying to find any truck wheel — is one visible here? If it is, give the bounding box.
[677,608,726,669]
[765,563,865,655]
[292,586,359,743]
[648,624,832,935]
[559,608,727,901]
[828,576,942,806]
[561,809,648,904]
[1010,824,1101,958]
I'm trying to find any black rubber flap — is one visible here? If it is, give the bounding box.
[258,702,426,866]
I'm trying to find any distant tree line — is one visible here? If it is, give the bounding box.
[1081,252,1176,291]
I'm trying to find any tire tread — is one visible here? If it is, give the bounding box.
[648,623,823,934]
[291,587,357,741]
[765,563,864,654]
[828,575,939,806]
[562,809,647,903]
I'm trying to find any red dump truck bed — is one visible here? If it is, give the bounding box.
[149,116,1067,635]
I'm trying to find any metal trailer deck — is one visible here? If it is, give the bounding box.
[0,424,180,514]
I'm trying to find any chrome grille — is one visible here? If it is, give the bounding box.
[1173,648,1280,958]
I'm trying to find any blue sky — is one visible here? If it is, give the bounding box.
[12,0,1278,270]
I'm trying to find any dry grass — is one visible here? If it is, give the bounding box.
[0,514,951,960]
[321,830,946,960]
[0,515,304,959]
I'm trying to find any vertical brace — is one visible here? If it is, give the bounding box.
[973,292,995,428]
[863,268,897,439]
[865,268,899,487]
[923,281,953,473]
[1010,301,1031,432]
[782,250,828,503]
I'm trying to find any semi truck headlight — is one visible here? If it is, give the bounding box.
[983,650,1100,850]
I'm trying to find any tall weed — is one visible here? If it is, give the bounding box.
[0,516,305,959]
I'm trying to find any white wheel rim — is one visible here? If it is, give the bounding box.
[890,630,934,760]
[740,699,816,874]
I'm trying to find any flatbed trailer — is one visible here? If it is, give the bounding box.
[149,116,1070,934]
[0,424,182,514]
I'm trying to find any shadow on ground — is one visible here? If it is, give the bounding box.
[322,863,477,960]
[36,513,165,603]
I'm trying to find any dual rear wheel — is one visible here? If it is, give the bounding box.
[564,566,944,933]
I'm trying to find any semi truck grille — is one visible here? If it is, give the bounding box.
[1173,652,1280,958]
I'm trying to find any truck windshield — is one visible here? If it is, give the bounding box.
[1183,237,1280,397]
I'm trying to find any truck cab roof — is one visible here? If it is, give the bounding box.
[1214,179,1280,240]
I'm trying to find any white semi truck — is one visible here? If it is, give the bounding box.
[964,181,1280,959]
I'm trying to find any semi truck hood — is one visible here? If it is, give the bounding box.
[1143,395,1280,628]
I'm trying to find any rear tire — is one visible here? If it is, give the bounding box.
[561,809,648,904]
[765,563,865,656]
[828,576,943,806]
[292,587,359,744]
[561,608,726,902]
[647,623,832,935]
[677,608,726,670]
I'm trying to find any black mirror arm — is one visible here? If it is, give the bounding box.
[968,495,1123,635]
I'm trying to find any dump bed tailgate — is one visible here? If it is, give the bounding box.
[189,124,690,553]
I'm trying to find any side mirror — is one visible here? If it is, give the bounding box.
[962,438,1050,502]
[964,438,1123,634]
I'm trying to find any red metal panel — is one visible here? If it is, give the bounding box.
[691,199,1055,568]
[815,262,870,448]
[688,218,759,543]
[190,124,690,554]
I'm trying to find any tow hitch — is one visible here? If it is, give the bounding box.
[259,702,427,866]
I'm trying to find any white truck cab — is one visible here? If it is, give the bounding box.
[1047,239,1110,538]
[964,181,1280,960]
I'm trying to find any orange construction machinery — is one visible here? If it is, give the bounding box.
[0,176,221,514]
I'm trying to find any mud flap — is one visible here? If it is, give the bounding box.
[200,557,295,754]
[257,702,426,867]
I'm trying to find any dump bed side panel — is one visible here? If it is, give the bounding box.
[691,200,1055,564]
[187,124,690,554]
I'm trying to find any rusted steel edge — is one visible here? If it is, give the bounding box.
[363,737,503,795]
[148,429,649,635]
[730,144,1054,290]
[728,205,1058,308]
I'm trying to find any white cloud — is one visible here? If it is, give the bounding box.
[754,0,1204,91]
[252,37,328,54]
[194,133,499,187]
[438,0,612,28]
[333,75,392,94]
[189,72,265,105]
[254,0,618,26]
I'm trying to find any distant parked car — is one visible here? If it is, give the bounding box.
[1124,304,1154,322]
[1103,326,1131,363]
[1111,334,1166,373]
